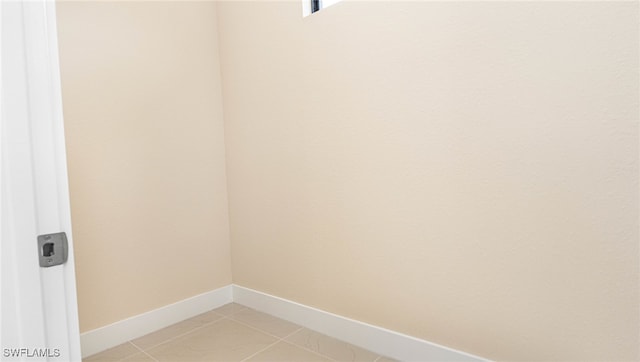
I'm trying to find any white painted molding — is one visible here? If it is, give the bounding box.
[81,284,486,361]
[233,285,486,362]
[80,285,232,358]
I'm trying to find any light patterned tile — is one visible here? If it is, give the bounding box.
[84,342,140,362]
[188,310,226,325]
[286,328,378,362]
[246,341,331,362]
[146,318,277,361]
[230,308,300,338]
[131,311,223,350]
[212,302,248,316]
[120,352,156,362]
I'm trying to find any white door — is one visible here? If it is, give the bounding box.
[0,1,82,361]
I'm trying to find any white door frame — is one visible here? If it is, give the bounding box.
[1,1,81,360]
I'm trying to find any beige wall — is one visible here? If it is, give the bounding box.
[218,1,639,361]
[56,1,639,360]
[57,1,232,332]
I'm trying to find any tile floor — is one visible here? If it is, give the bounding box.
[84,303,397,362]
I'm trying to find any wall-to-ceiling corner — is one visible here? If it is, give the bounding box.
[56,1,232,333]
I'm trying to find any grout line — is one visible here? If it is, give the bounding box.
[128,341,159,362]
[113,342,144,362]
[278,339,339,362]
[277,326,339,362]
[117,306,378,362]
[239,338,282,362]
[129,341,146,354]
[228,312,371,362]
[214,303,249,317]
[202,314,228,327]
[230,301,377,361]
[277,321,379,362]
[281,326,305,340]
[139,349,160,362]
[129,316,229,352]
[228,317,300,341]
[211,310,228,318]
[239,326,306,362]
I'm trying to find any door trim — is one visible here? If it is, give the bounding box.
[0,1,81,360]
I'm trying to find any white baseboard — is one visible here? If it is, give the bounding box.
[80,285,232,358]
[81,284,485,361]
[232,285,485,362]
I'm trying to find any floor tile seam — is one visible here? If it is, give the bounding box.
[237,326,305,362]
[229,308,379,361]
[227,317,300,341]
[212,309,238,318]
[200,314,229,328]
[229,313,365,362]
[129,315,230,353]
[238,338,283,362]
[278,338,341,362]
[214,305,249,318]
[110,341,143,362]
[282,326,304,340]
[284,329,382,362]
[138,348,160,362]
[125,340,159,362]
[211,310,226,318]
